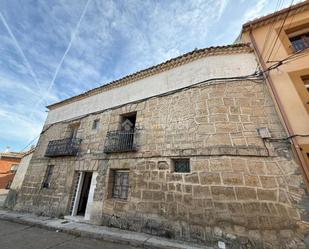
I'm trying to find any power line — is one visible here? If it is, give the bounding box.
[18,44,309,152]
[266,0,295,62]
[260,0,284,58]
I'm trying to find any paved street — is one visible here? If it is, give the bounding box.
[0,219,140,249]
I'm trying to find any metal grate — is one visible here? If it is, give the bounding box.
[174,159,190,173]
[104,129,138,153]
[45,138,82,157]
[290,32,309,52]
[112,171,129,200]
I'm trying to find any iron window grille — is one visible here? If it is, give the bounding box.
[104,129,138,153]
[112,170,129,200]
[45,138,82,157]
[173,159,190,173]
[290,32,309,52]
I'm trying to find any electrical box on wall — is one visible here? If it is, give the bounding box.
[257,127,271,139]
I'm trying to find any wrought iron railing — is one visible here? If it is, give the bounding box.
[104,129,138,153]
[45,138,82,157]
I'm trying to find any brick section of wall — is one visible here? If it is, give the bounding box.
[14,79,308,249]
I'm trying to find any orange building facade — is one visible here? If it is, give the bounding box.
[241,1,309,186]
[0,152,23,189]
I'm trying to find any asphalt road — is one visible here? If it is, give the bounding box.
[0,219,140,249]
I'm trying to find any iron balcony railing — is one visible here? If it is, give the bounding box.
[45,138,82,157]
[104,129,138,153]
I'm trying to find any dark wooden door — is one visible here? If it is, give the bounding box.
[77,172,92,216]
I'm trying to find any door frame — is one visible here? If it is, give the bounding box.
[70,171,97,220]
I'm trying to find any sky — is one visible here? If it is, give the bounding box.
[0,0,300,151]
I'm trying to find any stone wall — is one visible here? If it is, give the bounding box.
[15,78,308,248]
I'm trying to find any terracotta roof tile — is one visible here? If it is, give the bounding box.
[242,0,309,31]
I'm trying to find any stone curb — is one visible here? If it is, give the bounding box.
[0,209,212,249]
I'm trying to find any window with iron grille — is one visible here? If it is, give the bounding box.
[112,170,129,199]
[42,165,54,188]
[173,159,190,173]
[289,31,309,52]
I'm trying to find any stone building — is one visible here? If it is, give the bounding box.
[13,43,309,248]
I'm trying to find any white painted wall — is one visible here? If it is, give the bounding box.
[9,152,33,191]
[46,53,257,125]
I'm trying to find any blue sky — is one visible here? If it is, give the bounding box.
[0,0,299,151]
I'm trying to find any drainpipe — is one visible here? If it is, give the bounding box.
[248,28,309,188]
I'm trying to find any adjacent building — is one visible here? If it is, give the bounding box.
[12,42,309,248]
[0,152,23,189]
[5,148,34,208]
[240,1,309,187]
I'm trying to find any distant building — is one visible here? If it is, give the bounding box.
[240,1,309,186]
[4,149,34,208]
[0,152,23,189]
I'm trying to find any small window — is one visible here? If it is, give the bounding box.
[92,119,100,130]
[173,159,190,173]
[289,31,309,52]
[42,165,54,188]
[112,170,129,199]
[10,164,19,173]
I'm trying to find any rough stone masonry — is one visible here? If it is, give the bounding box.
[8,44,309,249]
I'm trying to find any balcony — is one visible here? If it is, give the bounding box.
[45,138,82,157]
[104,129,138,153]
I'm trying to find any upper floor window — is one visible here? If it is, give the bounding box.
[287,26,309,52]
[290,33,309,52]
[121,112,136,131]
[69,124,79,139]
[92,119,100,130]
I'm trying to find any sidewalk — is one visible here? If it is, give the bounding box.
[0,209,213,249]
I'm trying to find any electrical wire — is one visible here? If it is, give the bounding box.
[266,0,295,62]
[260,0,284,58]
[265,134,309,141]
[18,41,309,151]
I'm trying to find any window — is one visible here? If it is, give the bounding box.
[112,170,129,200]
[289,32,309,52]
[173,159,190,173]
[120,112,136,131]
[42,165,54,188]
[10,164,19,173]
[92,119,100,130]
[302,76,309,93]
[69,123,80,139]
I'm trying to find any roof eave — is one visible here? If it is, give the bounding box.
[47,43,252,110]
